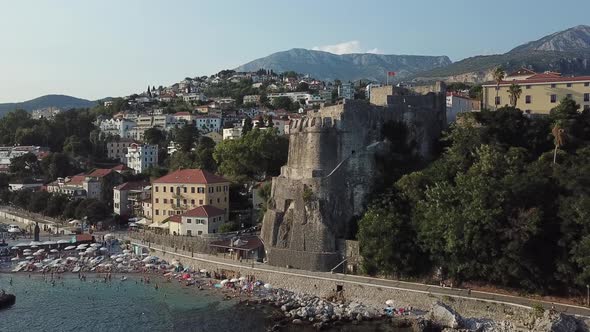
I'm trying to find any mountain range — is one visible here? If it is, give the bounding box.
[0,94,97,117]
[235,48,452,82]
[236,25,590,84]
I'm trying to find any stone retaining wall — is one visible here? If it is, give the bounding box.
[136,241,534,328]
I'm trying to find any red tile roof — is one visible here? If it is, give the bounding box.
[87,168,114,178]
[182,205,225,218]
[67,175,87,186]
[115,181,149,191]
[484,74,590,86]
[153,169,228,184]
[167,215,182,223]
[111,164,130,171]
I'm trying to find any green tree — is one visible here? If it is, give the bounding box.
[492,67,505,110]
[193,137,217,171]
[272,96,294,111]
[242,117,253,136]
[28,191,50,213]
[508,83,522,107]
[9,153,41,179]
[143,127,166,146]
[174,125,199,152]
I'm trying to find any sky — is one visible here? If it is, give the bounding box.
[1,0,589,103]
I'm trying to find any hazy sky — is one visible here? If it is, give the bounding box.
[1,0,589,103]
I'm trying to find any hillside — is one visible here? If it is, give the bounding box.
[412,25,590,83]
[234,48,452,82]
[0,94,97,116]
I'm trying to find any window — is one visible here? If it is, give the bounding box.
[494,96,501,105]
[170,186,173,193]
[183,187,187,193]
[585,82,590,87]
[176,199,180,207]
[567,83,572,87]
[525,85,531,89]
[525,95,531,104]
[551,84,557,88]
[585,93,589,102]
[217,198,220,203]
[209,199,213,204]
[155,209,159,215]
[155,198,159,203]
[551,94,557,103]
[163,198,167,204]
[186,218,191,224]
[197,231,202,235]
[224,197,227,202]
[183,199,187,205]
[163,186,166,193]
[199,199,203,205]
[155,186,159,192]
[585,105,590,111]
[191,199,195,205]
[187,230,192,236]
[191,187,195,194]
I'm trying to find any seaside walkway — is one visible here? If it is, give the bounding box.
[128,238,590,318]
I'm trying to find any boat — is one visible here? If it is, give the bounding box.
[72,265,81,273]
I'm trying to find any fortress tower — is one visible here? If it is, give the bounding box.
[261,84,447,271]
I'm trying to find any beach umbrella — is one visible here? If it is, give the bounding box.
[66,256,78,261]
[36,248,46,252]
[10,246,18,250]
[43,241,57,245]
[142,257,152,263]
[29,241,42,246]
[239,276,246,281]
[23,249,32,252]
[78,252,85,256]
[34,263,43,268]
[31,245,39,249]
[220,279,229,285]
[123,249,131,254]
[90,243,102,248]
[129,258,138,262]
[50,249,59,253]
[230,278,239,283]
[199,269,207,273]
[86,247,96,251]
[64,246,76,251]
[99,247,108,252]
[10,257,19,261]
[104,234,114,239]
[116,258,123,263]
[385,300,394,306]
[57,239,70,244]
[25,256,34,260]
[144,264,154,268]
[15,242,29,247]
[34,252,43,256]
[263,283,272,289]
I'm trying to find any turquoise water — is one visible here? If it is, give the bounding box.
[0,273,278,332]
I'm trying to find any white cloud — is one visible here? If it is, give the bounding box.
[312,40,382,55]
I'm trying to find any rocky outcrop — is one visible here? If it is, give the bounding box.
[0,293,15,309]
[428,302,462,329]
[531,311,579,332]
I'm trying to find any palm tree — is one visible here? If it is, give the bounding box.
[551,123,566,164]
[508,83,522,107]
[492,67,506,110]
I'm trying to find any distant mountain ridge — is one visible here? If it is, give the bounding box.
[0,94,97,116]
[412,25,590,84]
[234,48,452,82]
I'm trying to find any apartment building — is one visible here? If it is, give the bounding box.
[107,138,137,163]
[482,71,590,114]
[125,143,158,174]
[167,205,226,236]
[113,181,151,217]
[151,169,230,223]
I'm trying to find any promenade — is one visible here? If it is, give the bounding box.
[129,237,590,319]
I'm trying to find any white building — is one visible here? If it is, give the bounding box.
[113,181,151,217]
[195,115,222,133]
[125,143,159,174]
[168,205,226,236]
[99,118,136,138]
[365,83,382,100]
[446,93,480,124]
[223,127,242,140]
[182,93,207,103]
[0,146,48,173]
[243,95,261,105]
[338,83,354,100]
[267,92,312,104]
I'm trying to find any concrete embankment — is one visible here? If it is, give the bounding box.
[130,240,552,330]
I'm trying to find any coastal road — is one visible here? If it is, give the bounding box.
[129,239,590,318]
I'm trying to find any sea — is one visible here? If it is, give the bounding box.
[0,273,407,332]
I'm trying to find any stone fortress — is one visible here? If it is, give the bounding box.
[261,83,447,271]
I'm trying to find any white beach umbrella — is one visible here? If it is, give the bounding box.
[36,248,46,253]
[238,276,246,281]
[90,243,102,248]
[263,283,272,289]
[50,249,59,253]
[104,263,112,267]
[25,256,34,260]
[66,256,78,261]
[220,279,229,285]
[78,252,86,256]
[123,249,131,254]
[64,246,76,250]
[116,258,123,263]
[31,245,39,249]
[86,247,96,251]
[99,247,108,252]
[230,278,239,283]
[144,263,154,268]
[29,241,42,246]
[10,246,18,250]
[43,241,57,245]
[57,239,70,244]
[385,300,395,306]
[129,258,138,262]
[15,242,29,247]
[199,269,207,273]
[11,257,19,261]
[23,249,32,252]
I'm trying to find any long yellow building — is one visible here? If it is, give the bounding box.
[151,169,230,223]
[482,69,590,114]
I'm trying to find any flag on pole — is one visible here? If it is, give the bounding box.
[387,71,396,76]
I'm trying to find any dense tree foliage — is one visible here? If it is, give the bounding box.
[359,99,590,295]
[213,128,288,182]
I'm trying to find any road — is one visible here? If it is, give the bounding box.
[129,239,590,318]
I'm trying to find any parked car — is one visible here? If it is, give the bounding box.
[7,225,21,234]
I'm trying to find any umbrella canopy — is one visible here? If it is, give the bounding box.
[50,249,59,253]
[385,300,394,306]
[104,234,114,239]
[31,245,39,249]
[57,239,70,244]
[144,264,154,268]
[116,258,124,263]
[199,269,207,273]
[10,246,19,250]
[99,247,108,252]
[68,219,81,225]
[15,243,29,247]
[230,278,240,283]
[239,276,246,281]
[128,222,138,227]
[36,249,46,252]
[90,243,102,248]
[10,257,19,261]
[64,246,76,250]
[29,241,42,246]
[25,256,34,260]
[263,284,272,289]
[78,252,86,256]
[86,247,96,252]
[220,279,229,285]
[43,241,57,245]
[23,249,32,252]
[103,263,113,267]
